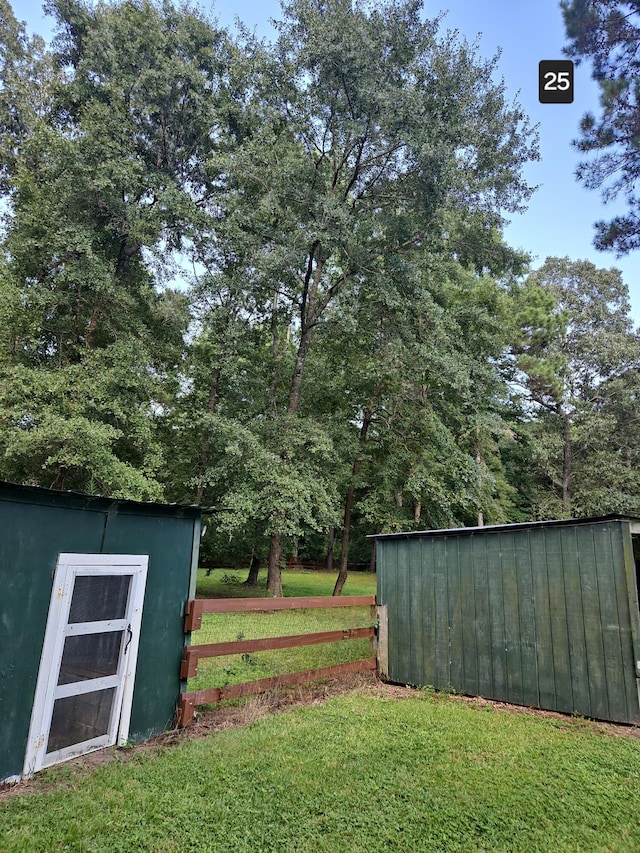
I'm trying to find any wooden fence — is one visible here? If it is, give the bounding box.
[179,595,378,726]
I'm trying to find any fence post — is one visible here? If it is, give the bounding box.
[184,599,204,632]
[376,604,388,680]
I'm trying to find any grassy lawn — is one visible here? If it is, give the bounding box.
[195,568,377,599]
[189,570,377,692]
[3,689,640,852]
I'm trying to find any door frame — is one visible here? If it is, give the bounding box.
[23,554,148,778]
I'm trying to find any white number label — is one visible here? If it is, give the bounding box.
[544,71,571,91]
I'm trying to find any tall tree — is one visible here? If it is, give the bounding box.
[354,260,520,525]
[0,0,226,496]
[0,0,53,190]
[316,247,523,594]
[512,256,640,517]
[211,0,537,594]
[562,0,640,252]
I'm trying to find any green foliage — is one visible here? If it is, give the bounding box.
[0,0,53,190]
[0,342,168,496]
[562,0,640,252]
[174,411,342,540]
[320,257,522,534]
[5,0,640,563]
[512,256,640,517]
[186,0,537,585]
[0,0,215,497]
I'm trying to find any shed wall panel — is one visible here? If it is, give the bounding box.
[623,532,640,669]
[0,502,106,781]
[501,531,524,707]
[433,537,450,688]
[377,519,640,724]
[0,486,199,781]
[101,512,198,742]
[515,531,539,709]
[610,528,638,721]
[486,533,507,702]
[561,527,590,716]
[420,538,436,689]
[544,527,574,714]
[408,539,424,687]
[380,541,398,682]
[593,524,629,722]
[395,538,413,686]
[603,521,636,722]
[448,537,464,691]
[574,525,608,720]
[460,536,479,698]
[473,536,493,698]
[529,529,556,711]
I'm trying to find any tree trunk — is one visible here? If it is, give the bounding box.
[333,496,354,597]
[195,366,221,504]
[244,550,261,586]
[325,527,335,572]
[267,325,316,595]
[333,408,373,596]
[86,305,101,349]
[286,327,314,417]
[562,411,573,516]
[52,465,68,491]
[267,531,283,597]
[267,289,280,416]
[369,537,377,573]
[266,251,323,595]
[475,439,484,528]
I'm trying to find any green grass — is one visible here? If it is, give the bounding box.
[3,691,640,852]
[195,567,377,599]
[189,570,377,692]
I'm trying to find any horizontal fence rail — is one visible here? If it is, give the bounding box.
[179,594,378,726]
[184,594,376,631]
[180,626,375,679]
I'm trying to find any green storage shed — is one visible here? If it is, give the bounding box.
[0,481,200,783]
[376,516,640,724]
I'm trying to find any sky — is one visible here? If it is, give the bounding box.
[14,0,640,325]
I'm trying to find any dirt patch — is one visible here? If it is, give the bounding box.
[3,674,639,801]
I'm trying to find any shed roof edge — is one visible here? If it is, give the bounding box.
[0,479,201,518]
[370,514,640,540]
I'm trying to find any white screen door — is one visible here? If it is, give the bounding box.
[24,554,148,777]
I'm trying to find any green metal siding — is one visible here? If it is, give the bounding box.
[1,500,106,781]
[0,484,199,781]
[101,511,200,742]
[377,519,640,724]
